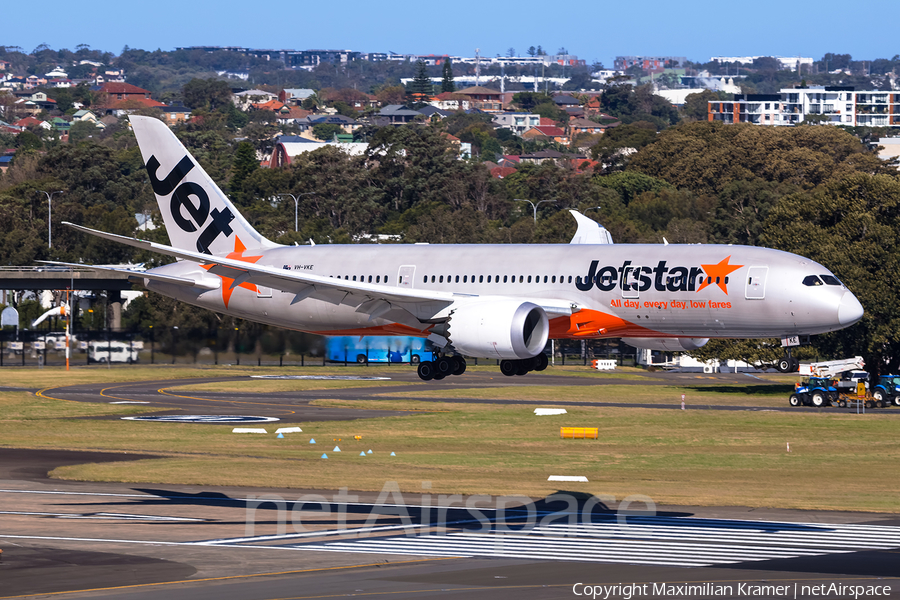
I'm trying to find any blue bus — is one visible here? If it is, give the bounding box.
[325,336,435,364]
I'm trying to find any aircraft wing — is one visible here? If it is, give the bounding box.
[62,223,577,322]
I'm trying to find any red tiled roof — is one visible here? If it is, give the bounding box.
[15,116,43,127]
[98,82,152,95]
[533,125,566,137]
[491,166,517,179]
[252,99,286,111]
[106,97,166,109]
[539,117,556,126]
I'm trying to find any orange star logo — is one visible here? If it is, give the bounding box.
[697,256,743,295]
[202,236,263,308]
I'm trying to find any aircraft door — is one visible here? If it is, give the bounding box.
[745,266,768,299]
[621,265,643,299]
[398,265,416,289]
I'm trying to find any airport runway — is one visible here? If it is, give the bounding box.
[33,370,897,420]
[1,448,898,599]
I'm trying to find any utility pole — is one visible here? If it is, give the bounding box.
[475,48,480,87]
[37,190,64,248]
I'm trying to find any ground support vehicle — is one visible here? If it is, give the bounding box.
[869,375,900,407]
[789,376,840,407]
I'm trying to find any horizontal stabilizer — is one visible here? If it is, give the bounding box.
[37,260,220,290]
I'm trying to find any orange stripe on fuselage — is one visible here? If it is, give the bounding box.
[549,309,665,339]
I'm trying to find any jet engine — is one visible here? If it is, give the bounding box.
[621,337,709,352]
[448,300,549,360]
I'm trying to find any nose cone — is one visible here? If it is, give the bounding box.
[838,292,864,326]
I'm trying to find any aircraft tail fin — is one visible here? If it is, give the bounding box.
[130,115,277,256]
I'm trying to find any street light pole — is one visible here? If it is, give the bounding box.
[38,190,64,248]
[514,198,556,223]
[276,192,316,232]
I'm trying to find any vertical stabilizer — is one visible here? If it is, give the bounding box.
[130,115,277,255]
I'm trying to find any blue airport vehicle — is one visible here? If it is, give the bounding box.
[872,375,900,407]
[789,376,839,407]
[325,336,435,364]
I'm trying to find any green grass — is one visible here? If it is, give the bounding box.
[387,384,793,407]
[1,367,898,512]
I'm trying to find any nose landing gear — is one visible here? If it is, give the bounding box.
[776,348,800,373]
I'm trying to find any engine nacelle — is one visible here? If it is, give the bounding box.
[621,337,710,352]
[448,300,549,360]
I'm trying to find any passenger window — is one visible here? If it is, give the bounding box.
[480,275,484,283]
[503,275,508,283]
[519,275,523,283]
[463,275,467,283]
[802,275,824,286]
[439,275,444,283]
[543,276,548,283]
[368,275,372,283]
[423,276,427,283]
[527,276,532,283]
[487,275,491,283]
[384,276,388,283]
[377,276,381,283]
[552,276,556,283]
[431,275,435,283]
[455,275,459,283]
[568,276,572,283]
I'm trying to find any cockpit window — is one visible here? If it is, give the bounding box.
[820,274,842,286]
[802,275,824,286]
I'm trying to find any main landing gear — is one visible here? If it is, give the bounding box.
[417,355,467,381]
[500,354,549,377]
[776,348,800,373]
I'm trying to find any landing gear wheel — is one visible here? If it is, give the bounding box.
[417,361,435,381]
[515,361,530,376]
[777,358,791,373]
[535,353,549,371]
[811,392,826,407]
[789,394,801,407]
[433,373,445,380]
[435,357,453,377]
[790,357,800,372]
[500,360,518,377]
[451,356,467,376]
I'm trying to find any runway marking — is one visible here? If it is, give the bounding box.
[0,510,207,521]
[290,516,900,568]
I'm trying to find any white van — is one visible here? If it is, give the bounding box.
[87,341,140,364]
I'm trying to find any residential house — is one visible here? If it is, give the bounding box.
[0,151,14,173]
[295,114,361,137]
[518,149,587,166]
[233,89,278,110]
[377,105,423,125]
[279,88,315,105]
[418,105,453,121]
[568,117,610,139]
[94,82,165,115]
[492,112,540,135]
[431,92,470,111]
[521,124,569,145]
[0,60,10,71]
[275,106,311,126]
[490,166,517,179]
[457,86,503,112]
[72,109,100,124]
[553,94,581,108]
[14,116,50,130]
[159,103,192,125]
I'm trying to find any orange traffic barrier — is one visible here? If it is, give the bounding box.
[560,427,598,439]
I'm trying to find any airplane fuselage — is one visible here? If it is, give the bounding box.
[147,242,859,341]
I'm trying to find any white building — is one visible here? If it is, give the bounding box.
[492,112,540,134]
[709,87,900,128]
[710,56,814,72]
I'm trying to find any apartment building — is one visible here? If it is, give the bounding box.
[709,87,900,128]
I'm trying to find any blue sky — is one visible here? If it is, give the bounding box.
[8,0,899,67]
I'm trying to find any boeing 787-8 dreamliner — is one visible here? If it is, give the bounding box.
[56,116,864,380]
